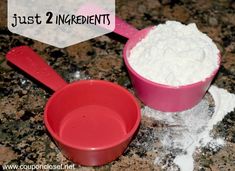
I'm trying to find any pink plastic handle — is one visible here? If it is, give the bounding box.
[114,16,139,39]
[6,46,68,92]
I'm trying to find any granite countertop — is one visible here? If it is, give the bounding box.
[0,0,235,170]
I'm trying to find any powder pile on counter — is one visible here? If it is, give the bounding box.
[142,85,235,171]
[128,21,219,86]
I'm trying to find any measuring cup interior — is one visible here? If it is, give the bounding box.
[45,80,140,149]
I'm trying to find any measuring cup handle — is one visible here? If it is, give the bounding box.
[114,16,139,39]
[6,46,68,92]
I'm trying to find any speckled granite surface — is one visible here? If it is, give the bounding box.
[0,0,235,170]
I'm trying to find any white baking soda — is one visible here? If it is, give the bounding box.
[128,21,219,86]
[142,85,235,171]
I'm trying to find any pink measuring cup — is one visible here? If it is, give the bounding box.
[114,17,221,112]
[6,46,141,166]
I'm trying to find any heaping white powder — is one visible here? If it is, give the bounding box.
[128,21,219,86]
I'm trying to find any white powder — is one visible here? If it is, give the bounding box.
[128,21,219,86]
[142,85,235,171]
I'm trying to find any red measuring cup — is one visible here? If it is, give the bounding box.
[6,46,141,166]
[113,17,220,112]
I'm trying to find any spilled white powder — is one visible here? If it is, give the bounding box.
[129,21,219,86]
[142,85,235,171]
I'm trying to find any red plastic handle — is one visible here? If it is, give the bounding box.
[6,46,68,92]
[114,16,139,39]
